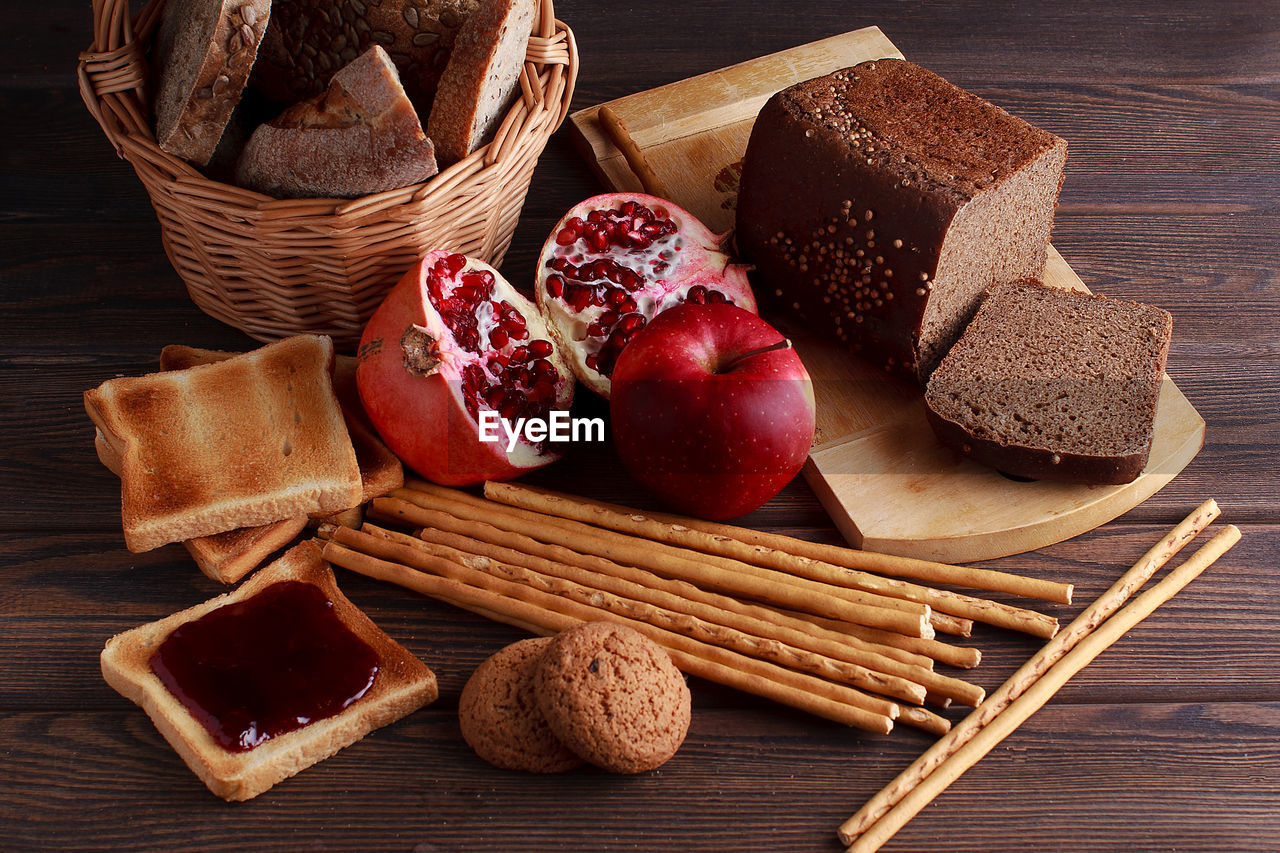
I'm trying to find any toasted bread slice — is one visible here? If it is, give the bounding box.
[160,347,405,506]
[96,424,310,582]
[100,541,438,801]
[85,335,362,553]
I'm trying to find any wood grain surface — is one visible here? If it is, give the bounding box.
[2,0,1278,850]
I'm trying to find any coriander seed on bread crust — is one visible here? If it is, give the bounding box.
[99,542,439,801]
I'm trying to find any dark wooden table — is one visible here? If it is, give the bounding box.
[4,1,1278,849]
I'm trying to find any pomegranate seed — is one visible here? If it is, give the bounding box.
[687,284,708,304]
[619,270,643,291]
[445,253,468,274]
[619,295,638,313]
[626,231,651,249]
[566,216,585,233]
[555,227,577,246]
[533,358,558,379]
[489,328,509,349]
[528,339,553,358]
[510,345,530,363]
[621,200,638,217]
[546,274,564,298]
[616,313,646,334]
[563,284,587,311]
[484,386,506,408]
[606,287,628,307]
[706,289,730,304]
[586,320,607,338]
[588,229,609,252]
[585,352,600,371]
[588,209,607,223]
[531,380,556,401]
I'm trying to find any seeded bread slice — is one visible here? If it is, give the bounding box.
[924,280,1173,484]
[84,335,362,553]
[426,0,536,166]
[236,45,439,198]
[100,541,438,801]
[152,0,272,166]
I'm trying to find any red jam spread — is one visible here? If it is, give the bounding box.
[149,580,379,752]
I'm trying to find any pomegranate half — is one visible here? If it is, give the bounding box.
[357,251,575,485]
[534,193,755,398]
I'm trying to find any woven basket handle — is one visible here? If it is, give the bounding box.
[78,0,165,156]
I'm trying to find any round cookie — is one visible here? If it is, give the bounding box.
[458,637,585,773]
[535,622,691,774]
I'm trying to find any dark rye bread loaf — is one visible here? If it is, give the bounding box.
[924,280,1173,484]
[736,58,1068,381]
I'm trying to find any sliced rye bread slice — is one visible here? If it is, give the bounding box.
[924,280,1172,484]
[426,0,537,166]
[152,0,272,166]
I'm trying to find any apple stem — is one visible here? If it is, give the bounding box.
[719,338,793,373]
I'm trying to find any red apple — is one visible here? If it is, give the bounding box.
[609,303,816,520]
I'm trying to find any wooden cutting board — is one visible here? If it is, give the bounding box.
[568,26,1205,563]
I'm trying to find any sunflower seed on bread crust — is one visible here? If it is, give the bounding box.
[152,0,272,166]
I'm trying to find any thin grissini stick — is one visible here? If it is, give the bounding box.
[321,527,899,733]
[843,522,1240,853]
[838,498,1224,845]
[483,480,1074,604]
[393,484,934,624]
[476,481,1059,637]
[926,612,975,638]
[399,521,985,708]
[374,494,934,638]
[384,490,929,623]
[478,481,1059,638]
[377,525,929,707]
[777,608,983,670]
[406,506,939,671]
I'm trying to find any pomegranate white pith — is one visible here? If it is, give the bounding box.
[535,193,756,398]
[356,251,574,486]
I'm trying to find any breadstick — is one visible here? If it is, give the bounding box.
[481,481,1060,638]
[392,487,932,624]
[838,499,1224,845]
[321,527,898,733]
[374,494,934,638]
[398,521,984,708]
[483,480,1073,603]
[378,525,928,706]
[843,522,1239,852]
[409,508,938,670]
[775,608,982,670]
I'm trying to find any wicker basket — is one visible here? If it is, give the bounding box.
[78,0,578,346]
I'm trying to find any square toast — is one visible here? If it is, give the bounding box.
[85,335,363,553]
[100,541,438,800]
